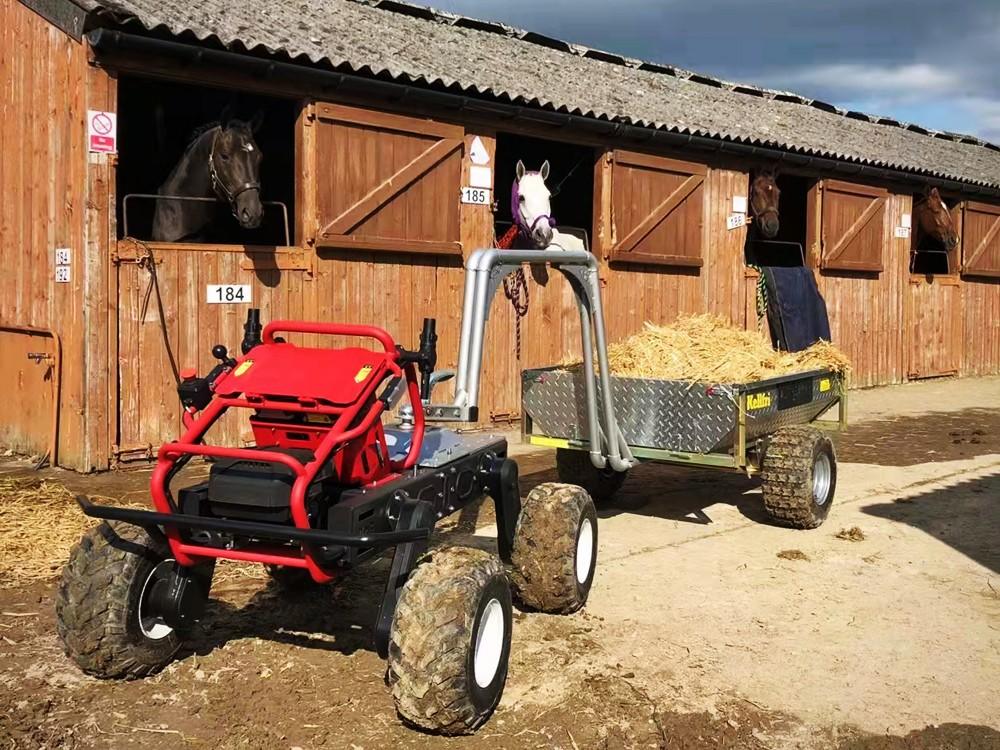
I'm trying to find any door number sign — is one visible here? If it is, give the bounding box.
[207,284,252,304]
[461,187,491,205]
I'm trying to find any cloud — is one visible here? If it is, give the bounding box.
[773,64,962,99]
[410,0,1000,142]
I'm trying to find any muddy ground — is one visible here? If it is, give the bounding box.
[1,376,998,749]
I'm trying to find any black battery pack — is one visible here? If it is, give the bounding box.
[190,447,333,523]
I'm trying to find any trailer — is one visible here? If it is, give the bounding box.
[430,247,846,528]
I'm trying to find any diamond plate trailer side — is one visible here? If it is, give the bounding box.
[522,368,847,473]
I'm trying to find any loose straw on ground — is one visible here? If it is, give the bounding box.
[0,476,261,587]
[567,315,851,383]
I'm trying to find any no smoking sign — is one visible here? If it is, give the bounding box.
[87,110,117,153]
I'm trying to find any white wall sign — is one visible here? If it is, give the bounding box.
[726,213,746,231]
[469,136,490,165]
[55,266,71,283]
[87,110,117,153]
[894,226,911,239]
[469,165,492,189]
[732,195,748,214]
[206,284,252,304]
[900,213,912,229]
[55,248,71,265]
[461,187,491,206]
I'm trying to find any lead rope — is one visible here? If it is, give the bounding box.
[127,237,182,386]
[495,224,529,360]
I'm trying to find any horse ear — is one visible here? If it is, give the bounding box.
[516,160,526,180]
[219,103,234,128]
[928,186,941,200]
[540,160,550,180]
[248,110,265,135]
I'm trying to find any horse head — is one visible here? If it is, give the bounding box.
[513,160,556,248]
[750,169,781,239]
[209,112,264,230]
[915,187,959,251]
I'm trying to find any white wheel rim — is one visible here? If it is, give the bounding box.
[576,518,594,585]
[138,559,176,641]
[813,453,832,506]
[473,598,505,688]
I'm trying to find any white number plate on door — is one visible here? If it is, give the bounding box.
[461,187,491,205]
[206,284,252,304]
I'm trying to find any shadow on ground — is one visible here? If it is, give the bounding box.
[836,408,1000,466]
[862,470,1000,574]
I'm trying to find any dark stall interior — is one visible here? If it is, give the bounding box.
[493,133,595,247]
[116,76,297,245]
[745,173,812,267]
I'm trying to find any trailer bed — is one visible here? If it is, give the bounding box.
[522,367,846,471]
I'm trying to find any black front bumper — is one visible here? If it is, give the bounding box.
[75,496,430,549]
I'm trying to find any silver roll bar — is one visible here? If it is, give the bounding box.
[424,247,636,473]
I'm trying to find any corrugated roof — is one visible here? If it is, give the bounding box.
[76,0,1000,190]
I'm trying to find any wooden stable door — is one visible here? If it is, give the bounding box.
[113,241,310,462]
[906,203,962,380]
[906,276,962,379]
[310,103,464,255]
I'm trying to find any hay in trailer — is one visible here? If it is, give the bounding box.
[571,315,850,383]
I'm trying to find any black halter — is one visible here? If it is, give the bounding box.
[208,127,260,215]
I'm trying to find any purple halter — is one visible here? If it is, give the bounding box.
[511,173,557,238]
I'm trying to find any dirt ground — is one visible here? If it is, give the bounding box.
[1,376,999,749]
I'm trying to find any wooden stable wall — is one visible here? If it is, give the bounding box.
[4,12,1000,470]
[0,0,92,465]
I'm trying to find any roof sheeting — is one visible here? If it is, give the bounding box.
[76,0,1000,190]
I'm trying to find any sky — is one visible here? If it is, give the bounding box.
[409,0,1000,143]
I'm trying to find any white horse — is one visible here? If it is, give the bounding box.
[511,160,586,252]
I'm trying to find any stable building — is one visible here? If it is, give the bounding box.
[2,0,999,471]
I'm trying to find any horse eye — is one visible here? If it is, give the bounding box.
[221,153,230,161]
[519,195,526,203]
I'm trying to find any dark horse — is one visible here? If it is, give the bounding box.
[913,186,960,252]
[749,168,780,239]
[152,113,264,242]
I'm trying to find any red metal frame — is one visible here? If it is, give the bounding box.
[150,321,425,583]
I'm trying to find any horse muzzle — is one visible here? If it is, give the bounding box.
[233,190,263,230]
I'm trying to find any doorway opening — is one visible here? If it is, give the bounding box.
[116,75,297,245]
[745,172,812,267]
[493,133,595,248]
[910,193,960,275]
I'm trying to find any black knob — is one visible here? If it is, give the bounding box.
[212,345,228,361]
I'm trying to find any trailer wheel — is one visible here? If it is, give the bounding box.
[510,482,598,613]
[389,547,512,735]
[56,521,184,679]
[761,426,837,529]
[556,448,632,505]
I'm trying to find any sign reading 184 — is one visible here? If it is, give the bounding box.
[206,284,252,304]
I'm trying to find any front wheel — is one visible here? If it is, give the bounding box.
[56,521,186,679]
[388,547,512,735]
[510,482,598,613]
[761,426,837,529]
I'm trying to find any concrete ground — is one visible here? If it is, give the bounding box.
[1,376,998,749]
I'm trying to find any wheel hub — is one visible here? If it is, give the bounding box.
[812,453,832,505]
[575,519,594,584]
[473,598,505,688]
[138,559,177,640]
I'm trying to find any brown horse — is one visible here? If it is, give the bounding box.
[749,169,780,239]
[152,113,264,242]
[913,186,959,252]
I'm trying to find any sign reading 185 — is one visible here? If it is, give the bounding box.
[206,284,252,304]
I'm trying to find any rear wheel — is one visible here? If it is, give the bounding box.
[56,521,186,679]
[761,426,837,529]
[388,547,512,735]
[511,482,598,613]
[556,448,633,506]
